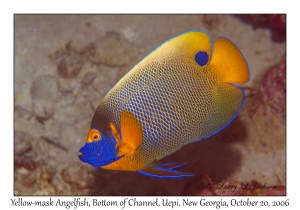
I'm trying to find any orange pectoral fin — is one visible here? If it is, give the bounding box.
[210,37,250,85]
[119,110,143,155]
[110,122,121,147]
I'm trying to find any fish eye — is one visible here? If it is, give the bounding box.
[86,129,101,143]
[93,134,99,140]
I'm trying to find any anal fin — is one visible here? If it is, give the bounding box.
[137,161,193,178]
[159,161,189,169]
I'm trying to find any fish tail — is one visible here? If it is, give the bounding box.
[201,37,250,138]
[210,37,249,85]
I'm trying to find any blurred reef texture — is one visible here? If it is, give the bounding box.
[14,14,286,195]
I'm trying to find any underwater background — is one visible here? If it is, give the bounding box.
[14,14,286,195]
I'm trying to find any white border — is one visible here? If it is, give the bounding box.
[2,0,297,209]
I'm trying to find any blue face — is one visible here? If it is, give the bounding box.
[78,133,124,168]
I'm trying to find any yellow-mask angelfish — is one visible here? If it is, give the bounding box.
[79,31,249,178]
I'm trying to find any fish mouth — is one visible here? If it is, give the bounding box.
[78,156,84,162]
[78,153,83,161]
[78,148,85,162]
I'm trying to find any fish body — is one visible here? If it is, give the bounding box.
[79,31,249,177]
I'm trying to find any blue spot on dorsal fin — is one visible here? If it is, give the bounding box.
[195,51,209,66]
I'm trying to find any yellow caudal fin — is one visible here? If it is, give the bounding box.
[119,110,143,155]
[210,37,249,84]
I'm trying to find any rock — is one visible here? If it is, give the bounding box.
[22,158,36,170]
[251,15,286,30]
[22,173,37,187]
[15,105,32,120]
[52,42,84,78]
[14,131,33,156]
[39,166,54,183]
[261,54,286,121]
[237,14,286,42]
[90,31,136,67]
[61,164,94,190]
[81,72,96,85]
[31,75,59,123]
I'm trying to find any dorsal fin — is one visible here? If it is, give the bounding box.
[148,31,212,64]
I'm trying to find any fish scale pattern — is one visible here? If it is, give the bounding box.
[95,57,243,170]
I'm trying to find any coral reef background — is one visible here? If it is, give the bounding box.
[14,14,286,195]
